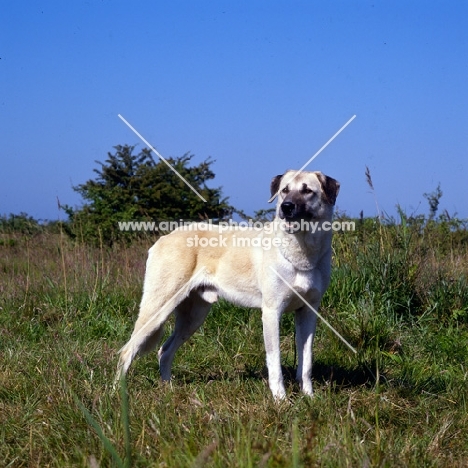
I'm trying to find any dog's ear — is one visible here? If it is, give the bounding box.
[316,173,340,205]
[269,174,283,203]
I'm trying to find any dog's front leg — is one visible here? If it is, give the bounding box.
[262,307,286,400]
[295,305,318,396]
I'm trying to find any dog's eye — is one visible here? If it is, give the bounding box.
[301,187,314,195]
[281,186,290,194]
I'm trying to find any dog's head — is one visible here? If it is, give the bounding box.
[270,170,340,223]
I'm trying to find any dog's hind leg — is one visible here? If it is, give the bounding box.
[158,291,212,380]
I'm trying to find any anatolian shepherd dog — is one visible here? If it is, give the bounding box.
[115,170,340,400]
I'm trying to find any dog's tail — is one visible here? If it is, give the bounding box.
[113,266,207,389]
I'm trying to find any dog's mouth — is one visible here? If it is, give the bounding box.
[280,212,314,221]
[279,210,315,222]
[279,212,315,233]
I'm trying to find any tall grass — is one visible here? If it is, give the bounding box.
[0,215,467,466]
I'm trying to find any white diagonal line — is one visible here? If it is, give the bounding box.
[269,266,357,354]
[296,114,356,175]
[118,114,208,202]
[120,267,207,352]
[268,114,356,202]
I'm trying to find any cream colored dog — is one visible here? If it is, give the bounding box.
[115,170,340,399]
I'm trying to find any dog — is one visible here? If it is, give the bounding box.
[115,170,340,399]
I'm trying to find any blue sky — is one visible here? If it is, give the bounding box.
[1,1,467,221]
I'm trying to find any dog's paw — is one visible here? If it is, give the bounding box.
[301,384,314,397]
[271,387,287,402]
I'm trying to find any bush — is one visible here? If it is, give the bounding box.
[63,145,235,245]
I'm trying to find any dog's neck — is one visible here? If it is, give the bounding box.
[278,226,332,271]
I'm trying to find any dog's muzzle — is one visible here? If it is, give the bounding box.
[279,201,314,227]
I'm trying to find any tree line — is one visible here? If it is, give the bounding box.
[1,145,466,246]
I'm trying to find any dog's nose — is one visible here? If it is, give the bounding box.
[281,202,295,217]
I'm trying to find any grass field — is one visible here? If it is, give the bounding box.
[1,216,468,467]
